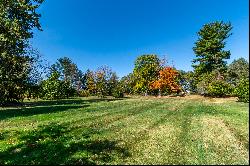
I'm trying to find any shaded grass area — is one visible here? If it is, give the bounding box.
[0,96,249,164]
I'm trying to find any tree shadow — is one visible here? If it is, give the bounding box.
[0,97,130,120]
[0,105,89,121]
[0,96,128,120]
[24,98,87,107]
[0,123,130,165]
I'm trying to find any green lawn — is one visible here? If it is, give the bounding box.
[0,96,248,165]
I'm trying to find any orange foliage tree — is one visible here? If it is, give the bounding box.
[150,67,181,95]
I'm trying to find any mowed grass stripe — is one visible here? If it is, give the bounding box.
[0,96,248,165]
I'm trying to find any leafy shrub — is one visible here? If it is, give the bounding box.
[78,90,90,97]
[234,79,249,102]
[40,71,75,100]
[207,80,233,97]
[196,72,217,95]
[112,85,124,98]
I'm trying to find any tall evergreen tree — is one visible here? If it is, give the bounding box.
[192,21,232,78]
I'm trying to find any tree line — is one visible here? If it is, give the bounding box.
[0,0,249,105]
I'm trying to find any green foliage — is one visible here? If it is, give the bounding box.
[40,71,75,100]
[207,80,233,97]
[93,66,119,97]
[227,58,249,85]
[85,69,97,95]
[95,66,110,97]
[177,70,197,93]
[196,72,217,95]
[192,21,232,75]
[78,90,91,97]
[0,0,43,105]
[51,57,84,94]
[25,84,41,99]
[234,79,249,102]
[196,70,233,97]
[120,73,136,95]
[133,54,161,95]
[107,72,119,96]
[0,55,30,105]
[112,83,124,98]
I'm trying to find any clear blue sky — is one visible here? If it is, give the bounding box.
[31,0,249,78]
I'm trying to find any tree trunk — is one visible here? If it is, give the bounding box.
[158,89,161,97]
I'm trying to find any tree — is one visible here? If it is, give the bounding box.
[85,69,97,95]
[51,57,78,84]
[234,78,249,103]
[120,73,136,95]
[192,21,232,78]
[25,47,49,99]
[0,0,44,105]
[50,57,84,94]
[95,68,107,97]
[177,70,196,94]
[40,71,64,100]
[227,58,249,85]
[133,54,161,95]
[107,72,119,96]
[40,71,74,100]
[95,66,117,97]
[150,67,181,96]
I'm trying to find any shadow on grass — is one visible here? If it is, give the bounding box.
[0,97,128,121]
[24,98,87,107]
[0,123,130,165]
[0,105,89,121]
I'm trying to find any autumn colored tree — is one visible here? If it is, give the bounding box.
[95,66,118,97]
[150,67,181,96]
[85,69,97,95]
[133,54,161,95]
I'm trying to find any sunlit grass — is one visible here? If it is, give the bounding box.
[0,96,248,164]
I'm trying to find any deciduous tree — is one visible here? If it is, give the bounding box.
[0,0,44,104]
[150,67,181,96]
[133,54,161,95]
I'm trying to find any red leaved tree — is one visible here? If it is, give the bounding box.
[150,67,181,96]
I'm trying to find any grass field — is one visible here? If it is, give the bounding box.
[0,95,249,165]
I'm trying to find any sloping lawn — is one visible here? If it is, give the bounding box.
[0,96,248,165]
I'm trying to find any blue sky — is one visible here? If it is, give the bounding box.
[31,0,249,78]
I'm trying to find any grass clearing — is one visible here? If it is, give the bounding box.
[0,95,248,164]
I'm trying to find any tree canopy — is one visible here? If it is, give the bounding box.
[192,21,232,76]
[0,0,44,104]
[133,54,161,95]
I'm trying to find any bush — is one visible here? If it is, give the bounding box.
[234,79,249,102]
[207,80,233,97]
[196,72,217,95]
[78,90,90,97]
[112,85,124,98]
[40,72,75,100]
